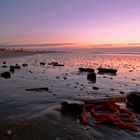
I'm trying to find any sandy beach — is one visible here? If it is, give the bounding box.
[0,51,140,140]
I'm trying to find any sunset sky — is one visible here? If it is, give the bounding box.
[0,0,140,48]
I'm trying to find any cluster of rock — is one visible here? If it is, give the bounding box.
[48,62,64,66]
[1,71,11,78]
[40,61,65,66]
[79,67,96,82]
[97,67,117,75]
[78,67,118,84]
[1,62,28,79]
[79,68,95,73]
[1,60,65,79]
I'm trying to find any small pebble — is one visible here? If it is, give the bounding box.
[119,91,125,94]
[76,82,79,85]
[110,88,114,91]
[3,61,6,64]
[63,77,67,80]
[92,86,99,90]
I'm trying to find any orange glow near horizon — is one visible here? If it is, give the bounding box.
[1,18,140,47]
[1,0,140,49]
[1,19,140,48]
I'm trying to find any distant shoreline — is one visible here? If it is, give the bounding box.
[1,47,140,59]
[0,51,39,59]
[91,52,140,55]
[0,48,71,59]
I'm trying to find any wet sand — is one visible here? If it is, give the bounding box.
[0,52,140,140]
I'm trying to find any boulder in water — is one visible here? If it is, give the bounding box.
[87,72,96,81]
[79,68,95,73]
[40,62,46,65]
[10,65,21,69]
[61,100,84,112]
[22,63,28,67]
[98,67,117,74]
[2,65,7,68]
[3,61,6,64]
[92,86,99,90]
[1,71,11,78]
[9,68,15,73]
[48,62,64,66]
[126,92,140,111]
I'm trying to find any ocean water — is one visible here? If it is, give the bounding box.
[0,52,140,140]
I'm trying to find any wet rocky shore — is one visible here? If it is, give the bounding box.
[0,52,140,140]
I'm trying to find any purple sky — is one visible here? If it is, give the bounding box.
[0,0,140,47]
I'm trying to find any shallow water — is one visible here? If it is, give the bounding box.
[0,53,140,140]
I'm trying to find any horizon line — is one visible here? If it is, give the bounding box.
[0,42,140,48]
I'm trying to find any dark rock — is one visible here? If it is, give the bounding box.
[110,88,115,91]
[26,87,49,92]
[2,65,7,68]
[22,63,28,67]
[10,65,21,69]
[76,82,79,85]
[126,92,140,111]
[48,62,64,66]
[92,86,99,90]
[79,68,85,72]
[9,68,15,73]
[53,63,64,66]
[1,71,11,78]
[79,67,95,73]
[40,62,46,65]
[61,100,84,112]
[87,72,96,81]
[119,91,125,94]
[48,62,58,65]
[29,70,33,73]
[3,61,6,64]
[98,67,117,74]
[63,77,67,80]
[16,65,21,69]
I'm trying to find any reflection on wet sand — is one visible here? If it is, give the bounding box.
[0,53,140,140]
